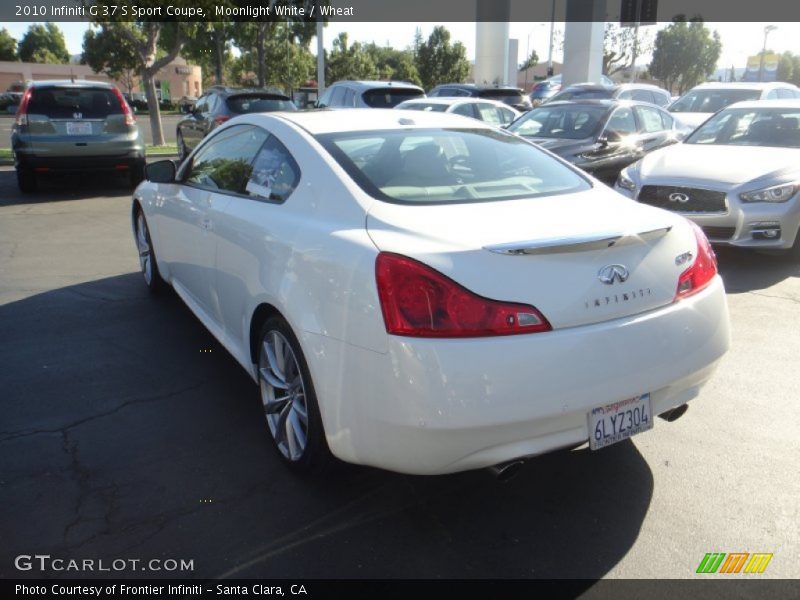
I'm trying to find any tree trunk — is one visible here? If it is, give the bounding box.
[142,72,164,146]
[257,24,266,88]
[214,29,224,85]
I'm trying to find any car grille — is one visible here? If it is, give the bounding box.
[701,226,736,241]
[638,186,727,213]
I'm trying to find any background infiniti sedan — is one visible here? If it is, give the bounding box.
[394,97,520,126]
[507,99,687,184]
[132,110,730,476]
[616,99,800,256]
[176,86,296,160]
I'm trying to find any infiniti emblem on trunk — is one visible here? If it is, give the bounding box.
[598,264,630,284]
[669,192,690,203]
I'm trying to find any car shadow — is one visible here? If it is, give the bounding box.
[0,167,134,205]
[0,273,653,582]
[715,245,800,294]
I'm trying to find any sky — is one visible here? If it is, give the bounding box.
[3,20,797,73]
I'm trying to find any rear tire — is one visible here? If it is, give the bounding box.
[257,316,332,473]
[16,167,37,193]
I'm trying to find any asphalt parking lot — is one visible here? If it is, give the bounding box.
[1,166,798,583]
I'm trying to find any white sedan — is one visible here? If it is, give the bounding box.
[394,97,520,127]
[132,110,730,476]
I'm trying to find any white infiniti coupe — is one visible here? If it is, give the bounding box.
[132,109,730,476]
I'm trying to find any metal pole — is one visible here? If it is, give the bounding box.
[631,21,639,83]
[524,33,530,91]
[316,18,325,95]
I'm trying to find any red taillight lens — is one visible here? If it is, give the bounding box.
[214,115,231,125]
[111,87,136,126]
[375,252,551,338]
[675,222,718,300]
[15,89,32,126]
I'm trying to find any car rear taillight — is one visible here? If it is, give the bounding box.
[111,87,136,126]
[14,89,32,126]
[675,222,718,300]
[375,252,551,338]
[214,115,231,125]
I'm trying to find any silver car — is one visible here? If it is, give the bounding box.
[615,99,800,256]
[11,80,145,193]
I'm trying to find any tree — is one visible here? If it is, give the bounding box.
[792,56,800,87]
[0,28,17,61]
[648,17,722,94]
[603,23,654,77]
[326,33,378,83]
[519,50,539,72]
[364,43,421,84]
[18,23,70,64]
[415,26,470,90]
[180,23,235,87]
[82,26,140,94]
[777,52,794,84]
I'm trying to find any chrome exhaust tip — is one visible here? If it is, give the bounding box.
[487,460,525,482]
[659,403,689,423]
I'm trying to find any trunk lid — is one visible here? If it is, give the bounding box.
[366,186,696,329]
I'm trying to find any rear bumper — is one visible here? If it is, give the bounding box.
[15,152,145,172]
[304,276,731,475]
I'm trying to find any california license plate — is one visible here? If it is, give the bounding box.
[66,121,93,135]
[588,393,653,450]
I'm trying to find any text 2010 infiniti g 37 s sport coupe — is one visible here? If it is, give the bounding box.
[132,109,731,475]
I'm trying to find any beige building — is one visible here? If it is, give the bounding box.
[0,56,202,100]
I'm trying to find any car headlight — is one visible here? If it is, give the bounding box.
[739,182,798,203]
[616,170,637,192]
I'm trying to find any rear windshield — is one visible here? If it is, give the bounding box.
[549,88,614,102]
[685,107,800,148]
[27,87,122,119]
[478,89,523,104]
[362,88,424,108]
[226,94,296,113]
[669,89,761,113]
[316,128,590,204]
[396,102,448,112]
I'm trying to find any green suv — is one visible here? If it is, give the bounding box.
[11,80,145,193]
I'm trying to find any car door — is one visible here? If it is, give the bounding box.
[634,104,674,152]
[582,105,642,183]
[213,132,303,352]
[158,124,269,319]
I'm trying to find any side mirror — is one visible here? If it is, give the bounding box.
[597,136,609,148]
[145,160,177,183]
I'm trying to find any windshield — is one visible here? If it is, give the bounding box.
[478,89,523,104]
[316,128,590,204]
[508,105,607,139]
[685,107,800,148]
[362,88,424,108]
[669,89,761,113]
[395,102,448,113]
[226,94,296,113]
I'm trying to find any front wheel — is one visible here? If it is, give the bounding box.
[16,167,37,193]
[134,208,165,293]
[257,316,331,472]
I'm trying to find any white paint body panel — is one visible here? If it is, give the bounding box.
[134,110,731,475]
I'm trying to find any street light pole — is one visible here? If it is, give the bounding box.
[759,25,777,82]
[547,0,556,76]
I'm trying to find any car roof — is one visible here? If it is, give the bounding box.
[397,97,517,108]
[269,108,495,135]
[540,99,617,108]
[207,85,289,97]
[691,82,798,91]
[723,98,800,110]
[328,80,424,91]
[27,80,116,89]
[432,83,523,92]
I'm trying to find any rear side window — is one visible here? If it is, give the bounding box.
[27,87,122,119]
[776,88,795,100]
[631,89,655,103]
[227,94,295,113]
[362,88,424,108]
[451,103,477,119]
[245,136,301,202]
[184,125,269,193]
